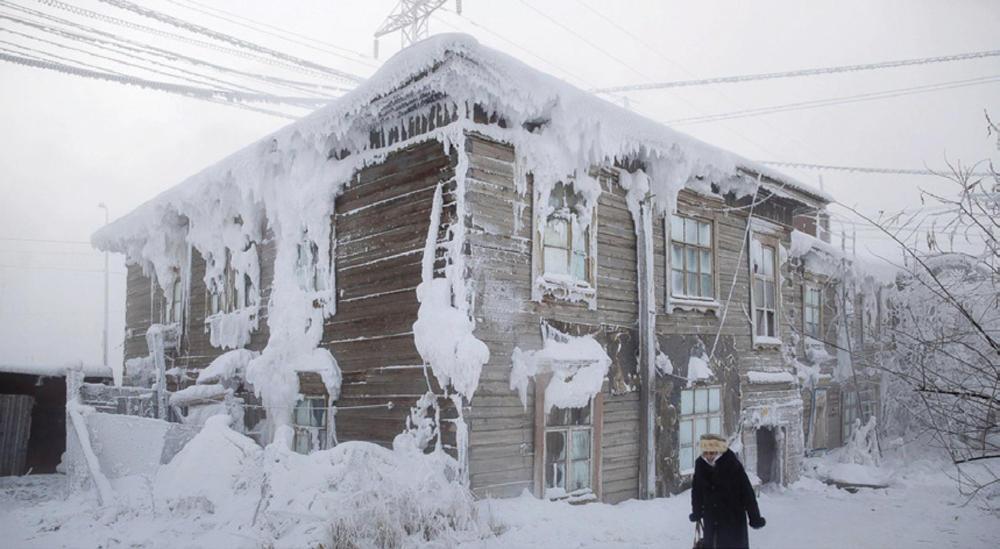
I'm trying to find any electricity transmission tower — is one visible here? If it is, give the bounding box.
[373,0,459,58]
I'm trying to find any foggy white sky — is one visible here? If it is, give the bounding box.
[0,0,998,371]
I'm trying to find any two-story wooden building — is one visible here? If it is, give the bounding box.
[94,34,834,502]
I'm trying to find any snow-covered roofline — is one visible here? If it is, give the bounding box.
[93,33,828,252]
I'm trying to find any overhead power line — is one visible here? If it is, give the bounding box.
[0,52,320,117]
[760,161,996,178]
[94,0,364,83]
[164,0,376,67]
[665,74,1000,125]
[35,0,353,89]
[592,48,1000,93]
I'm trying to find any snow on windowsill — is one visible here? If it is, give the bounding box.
[668,295,721,314]
[536,274,596,309]
[752,336,782,349]
[747,371,796,385]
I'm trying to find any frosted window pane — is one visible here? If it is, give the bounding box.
[545,219,569,247]
[571,252,586,280]
[544,247,568,275]
[571,459,591,491]
[571,430,590,460]
[572,223,586,250]
[754,280,764,303]
[294,402,310,425]
[699,221,711,247]
[687,271,698,296]
[680,447,693,471]
[672,270,685,295]
[679,419,692,445]
[701,274,713,299]
[701,250,712,274]
[681,390,693,415]
[763,246,774,276]
[671,215,684,242]
[709,416,721,435]
[695,418,709,441]
[708,388,720,412]
[685,218,698,244]
[294,432,310,455]
[765,284,775,308]
[686,248,698,274]
[695,389,708,413]
[671,244,684,269]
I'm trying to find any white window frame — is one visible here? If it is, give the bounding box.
[803,285,822,340]
[667,213,719,310]
[293,395,331,454]
[679,385,723,474]
[750,233,781,346]
[532,181,598,307]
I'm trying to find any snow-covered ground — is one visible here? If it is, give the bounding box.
[2,451,997,548]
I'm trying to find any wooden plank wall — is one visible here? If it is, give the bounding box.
[652,189,807,493]
[325,139,459,451]
[463,134,642,502]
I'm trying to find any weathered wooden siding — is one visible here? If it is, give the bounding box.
[652,189,807,494]
[464,134,642,502]
[325,139,459,450]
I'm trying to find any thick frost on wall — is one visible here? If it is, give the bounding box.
[94,33,823,441]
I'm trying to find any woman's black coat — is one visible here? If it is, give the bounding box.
[690,449,764,549]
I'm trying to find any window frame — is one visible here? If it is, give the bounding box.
[750,233,781,345]
[532,181,599,306]
[678,385,723,474]
[803,284,822,340]
[542,404,594,498]
[533,371,604,500]
[667,213,718,304]
[206,247,255,317]
[292,395,332,454]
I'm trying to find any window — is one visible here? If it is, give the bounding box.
[209,249,253,315]
[296,239,327,292]
[542,183,592,284]
[679,386,722,472]
[803,286,822,339]
[158,268,183,325]
[293,396,329,454]
[544,404,593,498]
[751,239,778,339]
[670,214,714,299]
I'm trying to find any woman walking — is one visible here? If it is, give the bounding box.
[689,434,766,549]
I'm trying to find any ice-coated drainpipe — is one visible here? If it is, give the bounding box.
[637,200,657,499]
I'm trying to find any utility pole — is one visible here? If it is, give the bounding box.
[97,202,109,373]
[373,0,458,58]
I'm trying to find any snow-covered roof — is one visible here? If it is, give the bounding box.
[93,33,828,253]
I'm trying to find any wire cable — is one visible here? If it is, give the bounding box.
[162,0,376,68]
[594,48,1000,93]
[94,0,364,84]
[760,161,996,178]
[665,74,1000,125]
[35,0,351,92]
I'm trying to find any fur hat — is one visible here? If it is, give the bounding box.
[699,433,728,454]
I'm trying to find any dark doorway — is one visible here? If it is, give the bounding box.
[0,373,66,475]
[756,427,779,485]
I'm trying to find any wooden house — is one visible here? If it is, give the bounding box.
[94,34,835,503]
